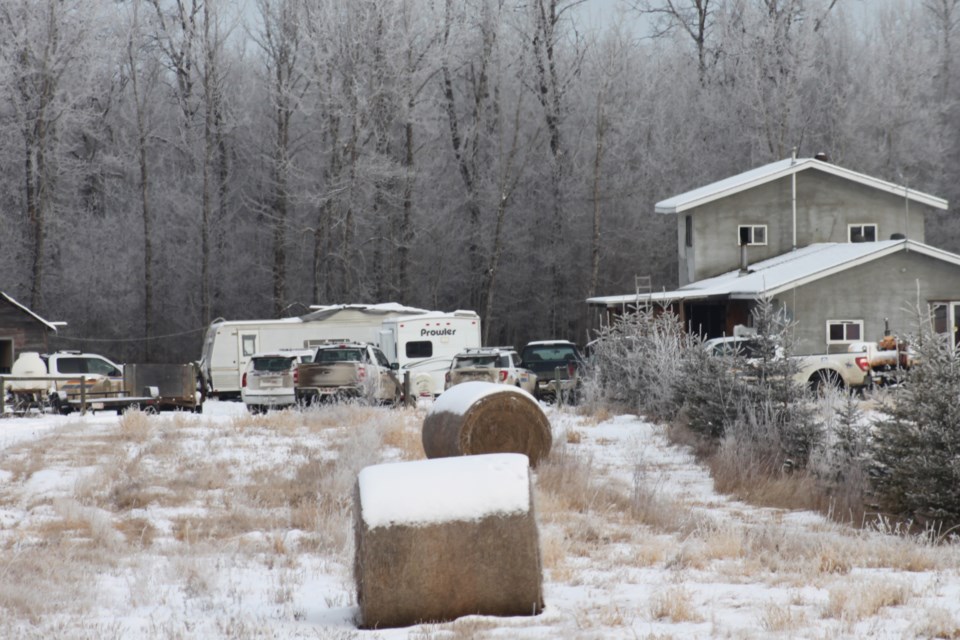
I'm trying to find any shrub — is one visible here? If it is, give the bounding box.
[584,306,693,421]
[869,327,960,530]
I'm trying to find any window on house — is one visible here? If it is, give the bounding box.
[848,224,877,243]
[685,215,693,247]
[738,225,767,246]
[826,320,863,344]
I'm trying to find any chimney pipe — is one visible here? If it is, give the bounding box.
[739,243,749,275]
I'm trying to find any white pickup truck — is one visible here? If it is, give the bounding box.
[294,343,401,405]
[703,337,872,391]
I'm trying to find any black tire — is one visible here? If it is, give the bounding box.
[809,370,843,394]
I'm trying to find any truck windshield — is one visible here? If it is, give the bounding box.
[316,349,364,363]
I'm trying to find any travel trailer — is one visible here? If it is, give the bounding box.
[378,310,482,396]
[199,304,480,398]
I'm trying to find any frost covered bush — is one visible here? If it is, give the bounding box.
[869,329,960,530]
[674,342,742,441]
[677,297,818,469]
[807,390,870,518]
[584,307,693,421]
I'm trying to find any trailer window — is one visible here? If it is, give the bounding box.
[406,341,433,358]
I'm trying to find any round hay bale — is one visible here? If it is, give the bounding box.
[422,382,552,467]
[354,454,544,629]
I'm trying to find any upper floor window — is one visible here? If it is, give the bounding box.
[685,215,693,247]
[738,224,767,246]
[848,224,877,243]
[827,319,863,344]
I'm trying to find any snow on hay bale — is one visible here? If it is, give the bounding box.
[421,381,552,467]
[354,453,544,629]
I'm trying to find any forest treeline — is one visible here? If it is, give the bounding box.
[0,0,957,363]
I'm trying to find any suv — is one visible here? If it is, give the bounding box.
[241,349,315,413]
[520,340,584,401]
[444,347,537,394]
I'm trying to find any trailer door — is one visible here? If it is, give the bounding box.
[238,330,260,375]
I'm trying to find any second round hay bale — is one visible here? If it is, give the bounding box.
[422,382,552,466]
[354,453,544,629]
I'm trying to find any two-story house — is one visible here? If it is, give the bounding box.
[587,156,959,355]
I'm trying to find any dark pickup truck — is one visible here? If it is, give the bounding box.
[520,340,584,402]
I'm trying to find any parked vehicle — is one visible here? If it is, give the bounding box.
[241,349,315,413]
[380,311,482,396]
[7,350,124,405]
[198,304,480,399]
[848,337,915,386]
[702,336,872,391]
[444,347,537,394]
[520,340,584,401]
[295,343,401,405]
[3,351,165,414]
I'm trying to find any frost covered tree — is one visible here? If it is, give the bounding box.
[869,328,960,530]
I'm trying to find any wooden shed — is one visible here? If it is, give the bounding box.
[0,292,60,373]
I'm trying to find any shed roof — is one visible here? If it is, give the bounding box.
[655,158,949,214]
[587,240,960,307]
[1,292,59,332]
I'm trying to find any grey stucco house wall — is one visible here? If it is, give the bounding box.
[660,157,947,287]
[774,248,960,355]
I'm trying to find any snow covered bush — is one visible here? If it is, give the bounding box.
[869,329,960,531]
[676,297,818,470]
[584,306,693,421]
[807,389,870,519]
[674,340,743,441]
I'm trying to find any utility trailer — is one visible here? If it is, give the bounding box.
[2,363,201,416]
[1,375,159,416]
[124,363,202,412]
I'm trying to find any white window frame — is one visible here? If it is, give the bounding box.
[848,223,877,243]
[737,224,767,246]
[826,319,864,344]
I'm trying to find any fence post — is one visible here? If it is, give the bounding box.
[403,372,413,408]
[0,377,5,416]
[80,376,87,416]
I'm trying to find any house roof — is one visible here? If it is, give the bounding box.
[587,240,960,307]
[655,157,949,214]
[1,292,59,331]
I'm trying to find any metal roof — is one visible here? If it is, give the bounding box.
[1,292,60,332]
[655,158,949,214]
[587,240,960,307]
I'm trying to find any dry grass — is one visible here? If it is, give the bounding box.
[911,608,960,639]
[823,578,912,622]
[758,601,808,632]
[1,402,958,638]
[649,586,703,623]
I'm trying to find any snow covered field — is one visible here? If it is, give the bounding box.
[1,400,958,639]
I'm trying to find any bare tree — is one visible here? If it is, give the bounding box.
[252,0,307,316]
[632,0,717,82]
[0,0,90,311]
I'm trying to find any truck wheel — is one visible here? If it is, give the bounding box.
[809,370,843,394]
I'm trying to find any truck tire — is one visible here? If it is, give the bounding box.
[809,370,843,394]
